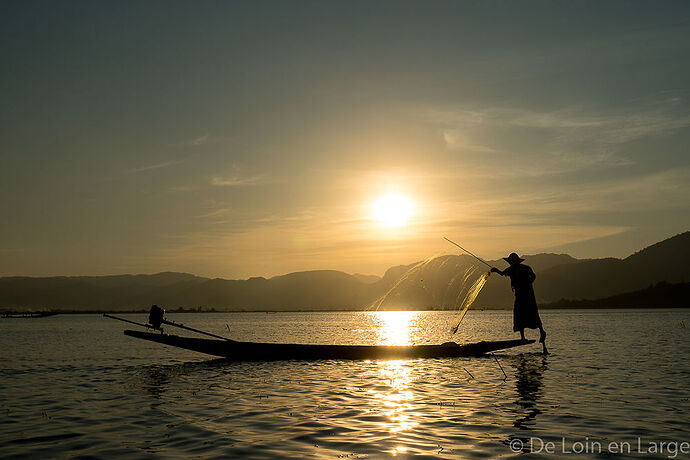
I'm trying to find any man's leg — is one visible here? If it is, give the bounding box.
[520,328,526,341]
[539,325,548,354]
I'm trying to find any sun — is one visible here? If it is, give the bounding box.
[372,193,414,227]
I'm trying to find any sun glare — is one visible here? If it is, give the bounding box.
[376,310,414,346]
[372,194,414,227]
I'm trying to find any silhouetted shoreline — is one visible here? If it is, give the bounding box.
[1,233,688,313]
[3,303,689,316]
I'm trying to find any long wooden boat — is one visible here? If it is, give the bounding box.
[124,329,534,360]
[2,311,58,318]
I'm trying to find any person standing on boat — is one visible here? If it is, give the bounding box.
[491,253,548,353]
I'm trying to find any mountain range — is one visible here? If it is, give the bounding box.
[0,231,688,312]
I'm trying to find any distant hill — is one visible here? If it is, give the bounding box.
[535,231,690,301]
[353,273,381,284]
[0,270,376,311]
[0,232,688,311]
[375,232,690,308]
[546,282,690,309]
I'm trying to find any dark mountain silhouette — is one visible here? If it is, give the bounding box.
[375,232,689,308]
[547,282,690,309]
[0,231,687,311]
[0,270,375,311]
[535,231,690,301]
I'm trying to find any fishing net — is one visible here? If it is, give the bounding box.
[369,255,438,311]
[368,254,492,333]
[450,270,491,334]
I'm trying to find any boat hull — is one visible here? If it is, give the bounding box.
[124,330,534,360]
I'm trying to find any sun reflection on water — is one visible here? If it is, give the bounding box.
[389,445,409,455]
[372,360,419,434]
[375,310,417,346]
[369,312,424,436]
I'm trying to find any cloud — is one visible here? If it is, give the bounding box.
[422,96,690,175]
[127,160,184,173]
[194,208,230,220]
[432,103,690,143]
[506,106,690,145]
[433,168,690,230]
[442,130,499,153]
[189,133,210,146]
[210,174,266,187]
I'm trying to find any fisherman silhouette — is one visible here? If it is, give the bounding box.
[491,253,548,354]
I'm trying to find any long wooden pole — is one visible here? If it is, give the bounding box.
[161,319,235,342]
[443,237,494,269]
[103,313,153,329]
[104,313,235,342]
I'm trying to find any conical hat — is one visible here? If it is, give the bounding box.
[503,253,524,265]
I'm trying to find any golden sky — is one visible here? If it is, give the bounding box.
[1,1,689,278]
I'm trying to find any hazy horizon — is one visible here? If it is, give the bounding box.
[2,229,686,281]
[2,1,690,279]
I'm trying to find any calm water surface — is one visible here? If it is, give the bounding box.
[1,310,689,459]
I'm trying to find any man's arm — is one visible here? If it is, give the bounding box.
[490,267,506,276]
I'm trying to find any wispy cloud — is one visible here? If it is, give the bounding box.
[422,96,690,176]
[428,168,690,237]
[428,103,690,142]
[506,106,690,145]
[127,160,184,173]
[210,174,266,187]
[189,133,209,146]
[442,130,499,153]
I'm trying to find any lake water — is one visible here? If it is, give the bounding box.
[1,309,689,459]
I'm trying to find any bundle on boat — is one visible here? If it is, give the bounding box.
[106,306,534,361]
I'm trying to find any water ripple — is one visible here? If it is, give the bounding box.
[1,310,689,458]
